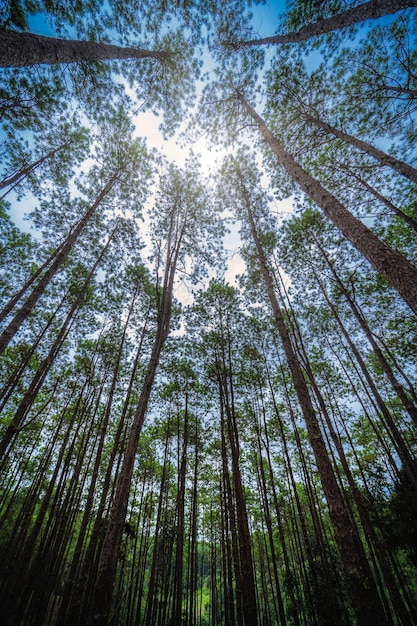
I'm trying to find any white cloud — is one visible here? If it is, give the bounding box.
[225,252,246,287]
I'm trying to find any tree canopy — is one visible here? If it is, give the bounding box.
[1,1,417,624]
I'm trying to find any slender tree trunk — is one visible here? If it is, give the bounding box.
[86,217,184,624]
[370,331,417,405]
[0,173,120,355]
[310,262,417,488]
[327,333,405,477]
[322,379,415,625]
[0,29,170,67]
[240,177,387,625]
[236,0,417,47]
[0,410,55,531]
[131,492,154,625]
[57,294,136,625]
[0,240,65,325]
[189,430,199,626]
[63,311,150,625]
[304,111,417,185]
[26,395,102,626]
[285,290,408,624]
[312,236,417,426]
[0,228,116,458]
[338,163,417,232]
[0,291,66,411]
[216,331,258,625]
[254,421,287,625]
[259,375,302,625]
[88,329,168,624]
[220,427,241,626]
[237,93,417,313]
[255,532,270,624]
[144,430,172,626]
[0,139,72,192]
[273,350,344,624]
[1,388,90,624]
[0,404,73,614]
[172,394,188,626]
[210,511,219,626]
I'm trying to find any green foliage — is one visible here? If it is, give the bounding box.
[373,468,417,567]
[1,2,417,625]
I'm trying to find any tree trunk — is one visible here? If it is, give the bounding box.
[0,29,170,68]
[273,331,346,624]
[220,423,241,626]
[237,92,417,314]
[0,172,120,355]
[312,236,417,427]
[338,163,417,232]
[0,292,65,411]
[240,176,387,625]
[64,310,150,624]
[57,293,136,625]
[172,394,188,626]
[218,373,258,625]
[0,139,72,192]
[0,227,116,458]
[236,0,417,47]
[254,421,287,625]
[305,111,417,185]
[86,216,184,624]
[144,430,172,626]
[0,241,64,325]
[188,423,199,626]
[24,394,101,626]
[88,327,168,624]
[313,265,417,489]
[285,285,410,624]
[260,373,302,625]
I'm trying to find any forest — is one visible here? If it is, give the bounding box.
[1,0,417,624]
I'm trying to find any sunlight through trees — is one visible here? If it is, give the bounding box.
[1,1,417,624]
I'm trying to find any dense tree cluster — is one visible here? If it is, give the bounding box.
[1,1,417,624]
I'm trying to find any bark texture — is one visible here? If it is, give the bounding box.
[237,0,417,47]
[0,29,169,67]
[237,92,417,314]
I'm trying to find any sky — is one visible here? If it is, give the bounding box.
[122,1,292,296]
[25,1,288,176]
[7,1,291,304]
